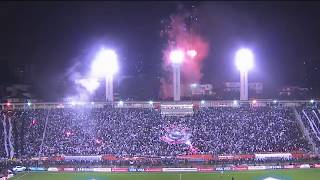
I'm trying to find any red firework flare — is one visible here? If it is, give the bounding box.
[161,11,210,99]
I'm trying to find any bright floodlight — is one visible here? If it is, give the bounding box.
[233,100,238,105]
[91,49,118,77]
[187,49,197,58]
[148,100,153,105]
[71,101,76,106]
[235,48,254,72]
[310,99,315,103]
[170,49,185,64]
[201,100,205,104]
[190,83,197,88]
[27,102,32,106]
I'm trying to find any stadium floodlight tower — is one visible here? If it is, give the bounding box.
[91,48,118,102]
[170,49,185,101]
[235,48,254,101]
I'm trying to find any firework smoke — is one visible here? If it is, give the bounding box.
[64,56,101,102]
[160,7,210,99]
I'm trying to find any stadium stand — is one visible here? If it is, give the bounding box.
[298,106,320,150]
[0,105,312,159]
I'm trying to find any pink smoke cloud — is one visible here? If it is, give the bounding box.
[160,12,210,99]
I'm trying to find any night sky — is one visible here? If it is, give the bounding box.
[1,1,320,100]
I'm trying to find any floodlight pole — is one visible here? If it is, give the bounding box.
[105,75,113,102]
[240,70,248,101]
[173,64,181,101]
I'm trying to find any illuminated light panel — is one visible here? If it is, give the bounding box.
[91,49,118,77]
[235,48,254,72]
[170,49,185,65]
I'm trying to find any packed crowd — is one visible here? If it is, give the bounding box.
[299,106,320,149]
[0,106,311,158]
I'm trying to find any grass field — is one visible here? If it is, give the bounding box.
[10,169,320,180]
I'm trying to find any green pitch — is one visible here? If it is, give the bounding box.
[11,169,320,180]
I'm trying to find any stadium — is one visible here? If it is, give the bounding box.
[1,2,320,180]
[1,100,320,179]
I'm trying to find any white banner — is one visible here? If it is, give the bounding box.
[255,153,292,160]
[162,168,198,172]
[48,167,59,172]
[300,164,310,169]
[77,168,95,172]
[63,168,74,172]
[248,166,266,170]
[93,168,112,172]
[64,155,102,161]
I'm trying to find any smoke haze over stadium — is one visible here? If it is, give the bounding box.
[0,1,320,100]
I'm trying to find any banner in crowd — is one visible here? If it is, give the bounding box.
[102,155,118,161]
[48,167,61,172]
[160,125,191,145]
[162,168,197,172]
[291,153,305,159]
[128,168,145,172]
[265,165,283,170]
[31,157,48,161]
[77,168,95,172]
[177,154,213,160]
[197,167,215,172]
[29,167,46,171]
[284,165,296,169]
[93,168,112,172]
[248,166,267,170]
[63,168,75,172]
[217,154,254,160]
[50,156,64,161]
[64,155,102,161]
[215,167,232,171]
[232,165,248,171]
[255,153,292,160]
[299,164,310,169]
[112,168,128,172]
[144,168,162,172]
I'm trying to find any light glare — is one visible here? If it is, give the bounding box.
[170,49,185,64]
[190,83,197,88]
[91,49,118,77]
[235,48,254,72]
[187,49,197,58]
